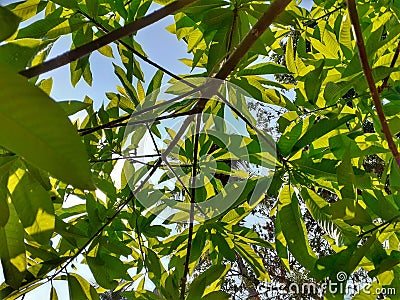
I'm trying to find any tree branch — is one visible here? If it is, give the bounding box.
[347,0,400,168]
[78,0,291,137]
[19,0,199,78]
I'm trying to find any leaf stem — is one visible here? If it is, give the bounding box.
[358,215,400,238]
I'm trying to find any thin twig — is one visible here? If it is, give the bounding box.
[81,109,195,135]
[49,157,162,281]
[180,113,201,300]
[77,10,196,86]
[379,40,400,93]
[347,0,400,168]
[91,156,154,166]
[19,0,199,78]
[78,86,202,135]
[303,3,346,26]
[358,215,400,238]
[46,117,196,285]
[78,0,291,136]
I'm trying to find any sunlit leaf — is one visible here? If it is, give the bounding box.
[67,273,99,300]
[0,64,94,190]
[0,201,26,289]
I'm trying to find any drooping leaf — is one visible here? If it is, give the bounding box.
[50,286,58,300]
[187,264,229,299]
[237,62,291,76]
[67,273,100,300]
[0,6,20,42]
[0,201,26,289]
[57,100,91,116]
[8,167,55,244]
[277,184,317,271]
[7,0,47,22]
[0,39,51,72]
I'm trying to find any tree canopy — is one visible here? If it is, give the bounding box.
[1,0,400,299]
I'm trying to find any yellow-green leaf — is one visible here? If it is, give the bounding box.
[0,64,94,190]
[0,201,26,289]
[277,185,317,271]
[67,273,99,300]
[8,167,55,244]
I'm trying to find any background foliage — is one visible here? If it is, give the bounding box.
[1,0,400,299]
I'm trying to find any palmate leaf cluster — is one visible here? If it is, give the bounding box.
[1,0,400,299]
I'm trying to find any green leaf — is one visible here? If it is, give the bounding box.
[0,200,26,289]
[235,242,269,280]
[390,159,400,191]
[201,291,230,300]
[291,114,355,155]
[0,39,50,72]
[362,190,399,221]
[145,248,163,281]
[146,70,164,100]
[304,61,324,104]
[51,0,79,10]
[50,286,58,300]
[98,44,114,58]
[86,254,130,290]
[57,100,90,116]
[0,157,15,227]
[8,167,55,244]
[67,273,99,300]
[187,264,229,300]
[285,36,296,74]
[339,12,352,51]
[0,6,20,42]
[85,0,99,17]
[0,65,94,190]
[237,62,291,76]
[0,6,21,42]
[7,0,47,22]
[301,188,342,244]
[277,185,317,271]
[274,210,289,271]
[190,225,207,263]
[17,17,86,39]
[277,115,316,157]
[210,232,236,262]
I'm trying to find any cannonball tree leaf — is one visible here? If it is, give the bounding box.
[67,273,99,300]
[0,39,51,72]
[8,167,55,244]
[57,100,90,116]
[0,64,94,190]
[0,200,26,289]
[0,6,21,42]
